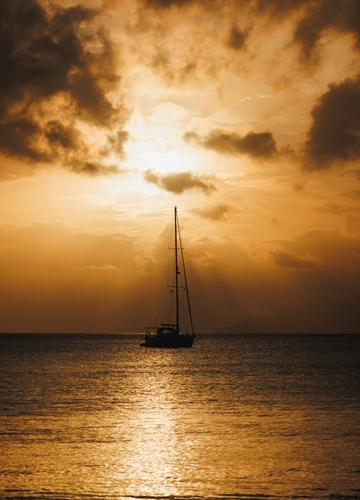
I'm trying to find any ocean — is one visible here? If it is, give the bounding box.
[0,334,359,500]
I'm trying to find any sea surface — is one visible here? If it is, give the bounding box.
[0,334,359,500]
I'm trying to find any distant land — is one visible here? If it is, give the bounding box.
[218,297,360,333]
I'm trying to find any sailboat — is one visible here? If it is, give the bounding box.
[140,207,196,348]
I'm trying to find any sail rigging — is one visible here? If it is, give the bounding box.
[140,207,196,348]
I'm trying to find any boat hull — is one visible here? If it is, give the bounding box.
[141,333,195,348]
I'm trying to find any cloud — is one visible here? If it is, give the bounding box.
[291,1,360,61]
[69,160,119,176]
[192,204,230,221]
[227,25,250,51]
[0,0,127,177]
[271,250,321,270]
[304,76,360,169]
[339,190,360,200]
[268,228,360,271]
[3,221,360,333]
[140,0,360,67]
[249,0,360,63]
[149,102,190,123]
[0,119,47,163]
[347,169,360,182]
[315,203,355,215]
[74,265,117,270]
[102,130,129,160]
[134,254,157,275]
[45,121,80,151]
[144,168,216,194]
[0,1,119,123]
[185,130,277,159]
[345,214,360,234]
[292,180,307,193]
[142,0,207,8]
[271,217,284,228]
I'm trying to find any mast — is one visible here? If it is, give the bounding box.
[174,206,180,334]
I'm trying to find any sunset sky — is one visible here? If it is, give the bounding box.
[1,0,360,333]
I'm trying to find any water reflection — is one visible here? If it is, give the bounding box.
[117,351,186,497]
[1,334,360,499]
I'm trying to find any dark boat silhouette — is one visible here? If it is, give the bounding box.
[141,207,196,348]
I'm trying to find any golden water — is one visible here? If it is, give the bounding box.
[1,334,359,499]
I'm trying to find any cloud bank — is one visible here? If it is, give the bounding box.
[143,0,360,58]
[185,130,277,159]
[0,0,128,178]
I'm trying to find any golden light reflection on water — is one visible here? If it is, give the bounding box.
[118,358,186,498]
[1,335,360,499]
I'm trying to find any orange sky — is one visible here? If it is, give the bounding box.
[1,0,360,332]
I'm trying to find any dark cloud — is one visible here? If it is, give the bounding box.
[0,0,127,177]
[0,119,47,163]
[143,0,300,14]
[0,118,80,164]
[253,0,360,62]
[293,181,306,193]
[45,120,80,151]
[227,25,249,51]
[0,117,121,177]
[144,169,216,194]
[304,76,360,169]
[271,249,320,270]
[0,1,120,122]
[143,0,204,8]
[69,160,118,176]
[254,0,307,16]
[192,204,230,221]
[292,0,360,60]
[185,130,277,159]
[102,130,129,159]
[150,47,198,85]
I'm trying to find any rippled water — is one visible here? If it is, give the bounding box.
[0,334,359,500]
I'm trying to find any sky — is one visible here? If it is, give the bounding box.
[1,0,360,333]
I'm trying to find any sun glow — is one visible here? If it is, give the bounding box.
[133,146,197,175]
